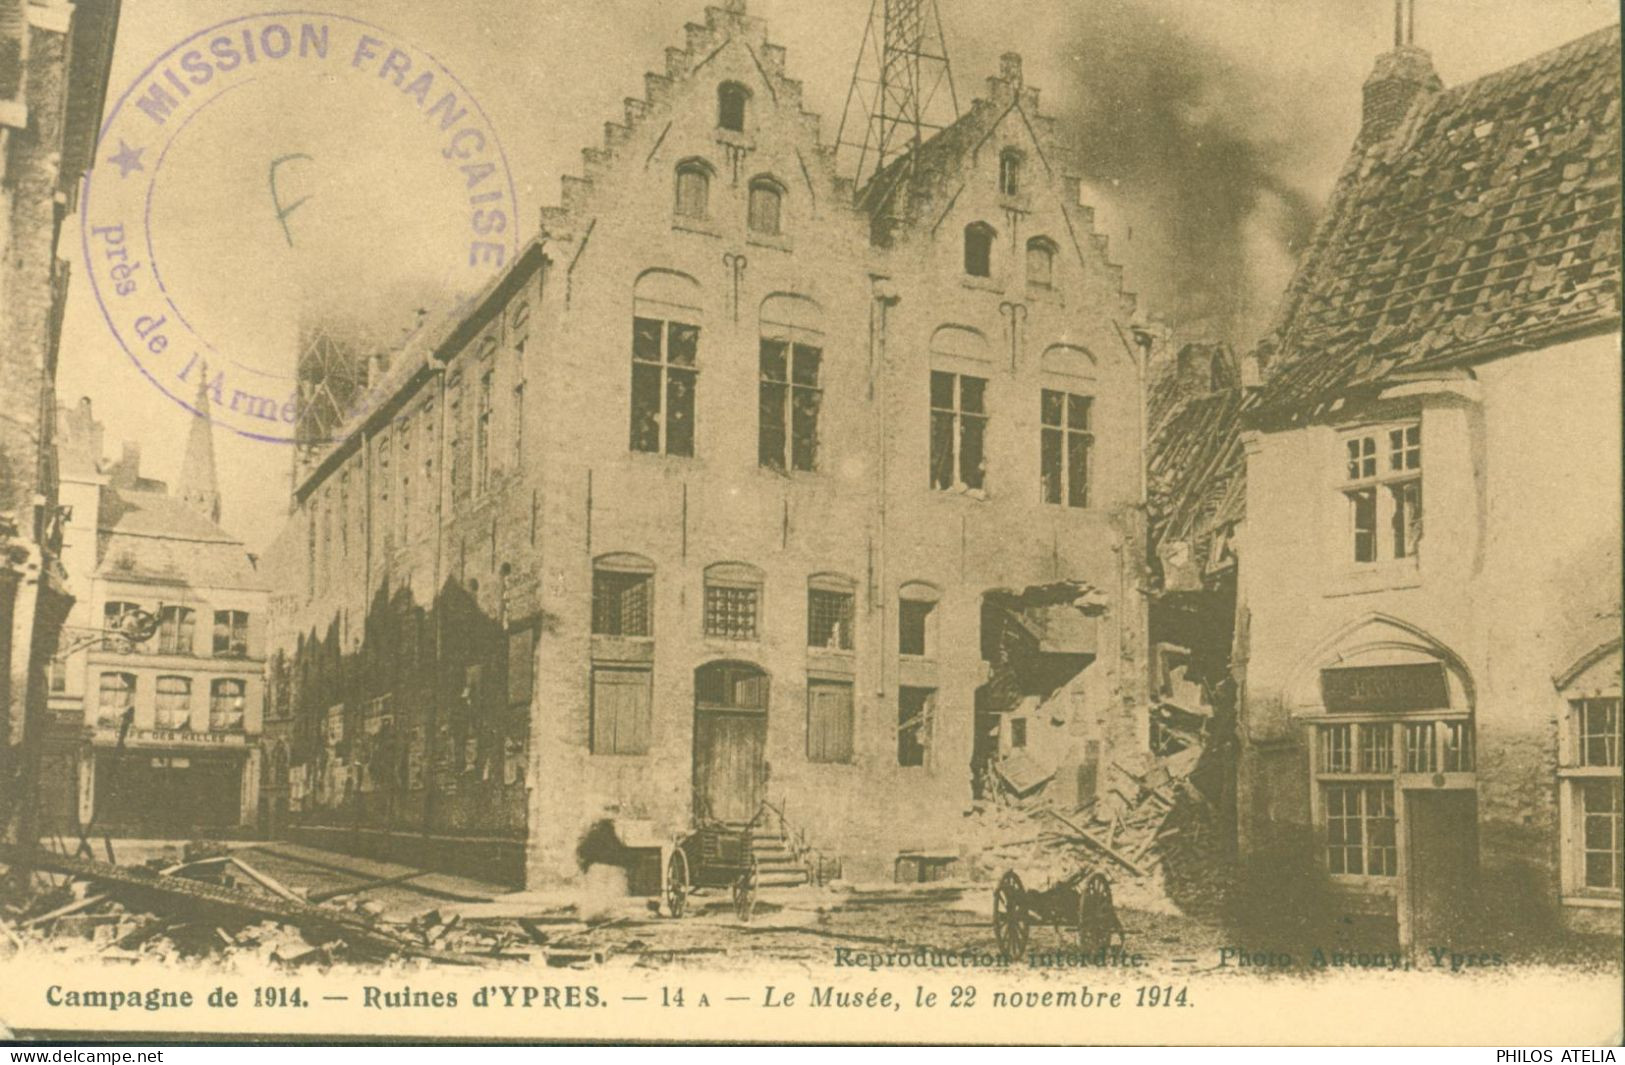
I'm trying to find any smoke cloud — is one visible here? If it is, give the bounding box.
[1052,0,1323,344]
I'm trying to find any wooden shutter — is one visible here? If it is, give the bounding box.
[593,667,651,755]
[808,680,853,763]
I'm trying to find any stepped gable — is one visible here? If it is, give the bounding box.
[540,0,848,238]
[1255,25,1622,425]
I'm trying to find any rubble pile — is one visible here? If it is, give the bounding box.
[967,739,1224,916]
[0,841,611,969]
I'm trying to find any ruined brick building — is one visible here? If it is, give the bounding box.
[1237,25,1622,945]
[45,392,267,838]
[0,0,121,848]
[261,0,1148,886]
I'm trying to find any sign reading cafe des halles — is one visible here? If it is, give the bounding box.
[0,0,1618,1045]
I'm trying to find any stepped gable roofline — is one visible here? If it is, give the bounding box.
[1248,24,1622,429]
[292,239,549,503]
[539,0,853,237]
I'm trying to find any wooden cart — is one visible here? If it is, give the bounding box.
[991,868,1125,957]
[664,822,759,921]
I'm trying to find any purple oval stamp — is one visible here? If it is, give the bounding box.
[80,11,520,445]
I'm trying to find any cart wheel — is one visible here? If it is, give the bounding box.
[666,849,690,919]
[993,870,1030,959]
[1076,872,1118,952]
[733,858,759,922]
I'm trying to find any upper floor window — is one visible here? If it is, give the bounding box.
[448,372,465,496]
[675,161,711,220]
[155,605,196,656]
[103,601,142,649]
[759,335,821,472]
[632,270,702,457]
[214,610,249,657]
[748,178,783,236]
[807,574,855,651]
[1026,237,1056,288]
[718,81,749,132]
[964,222,995,278]
[930,370,987,492]
[210,678,246,732]
[1040,389,1092,508]
[97,671,135,728]
[477,367,494,493]
[898,582,939,657]
[593,554,655,638]
[704,562,763,640]
[155,675,192,731]
[1342,423,1421,564]
[398,415,413,543]
[999,149,1022,196]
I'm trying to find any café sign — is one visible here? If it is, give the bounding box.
[1321,662,1450,713]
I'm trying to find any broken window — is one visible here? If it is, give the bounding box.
[376,432,392,547]
[210,678,245,732]
[155,675,191,731]
[898,686,933,767]
[898,588,936,657]
[748,178,783,236]
[807,679,854,763]
[630,316,698,457]
[1026,237,1055,288]
[759,337,821,472]
[507,626,537,709]
[807,575,855,651]
[1008,717,1027,749]
[1342,422,1421,563]
[339,470,350,558]
[1040,389,1091,507]
[96,672,135,728]
[1324,783,1396,876]
[448,373,465,498]
[102,601,141,650]
[675,161,710,220]
[213,610,249,657]
[48,656,65,693]
[477,367,494,494]
[964,222,995,277]
[704,564,761,640]
[593,557,654,638]
[591,666,651,755]
[999,149,1022,196]
[511,379,526,468]
[1563,697,1623,894]
[421,398,436,508]
[930,370,987,491]
[399,414,413,544]
[155,605,195,656]
[718,81,749,132]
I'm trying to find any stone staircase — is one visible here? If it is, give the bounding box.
[749,827,810,888]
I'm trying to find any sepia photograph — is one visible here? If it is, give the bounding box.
[0,0,1618,1047]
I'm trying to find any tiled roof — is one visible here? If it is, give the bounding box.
[1255,26,1622,421]
[1147,355,1248,579]
[95,488,263,590]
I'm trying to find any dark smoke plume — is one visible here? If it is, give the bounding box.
[1057,0,1322,343]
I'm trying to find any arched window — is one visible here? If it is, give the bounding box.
[695,660,769,711]
[1026,237,1056,288]
[593,552,655,638]
[964,222,995,277]
[748,178,783,236]
[631,270,702,457]
[758,294,823,473]
[999,149,1023,196]
[718,81,749,132]
[704,562,764,640]
[674,160,711,220]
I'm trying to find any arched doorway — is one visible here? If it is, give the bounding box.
[693,661,769,824]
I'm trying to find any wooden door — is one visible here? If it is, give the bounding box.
[693,710,765,823]
[1405,789,1478,947]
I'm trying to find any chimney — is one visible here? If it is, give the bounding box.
[1361,2,1440,145]
[112,441,141,489]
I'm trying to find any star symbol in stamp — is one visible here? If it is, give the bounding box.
[105,139,145,179]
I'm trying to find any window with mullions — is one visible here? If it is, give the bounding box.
[759,337,821,472]
[1343,423,1422,563]
[807,575,855,651]
[704,563,762,640]
[1040,389,1091,507]
[930,371,987,491]
[155,605,196,656]
[1562,696,1623,895]
[1324,783,1397,876]
[630,317,698,456]
[97,672,135,728]
[593,565,654,638]
[155,676,191,730]
[210,678,246,731]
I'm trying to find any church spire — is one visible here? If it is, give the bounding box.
[177,366,222,525]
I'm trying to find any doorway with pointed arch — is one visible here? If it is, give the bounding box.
[693,660,770,824]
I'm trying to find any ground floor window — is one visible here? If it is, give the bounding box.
[898,687,933,768]
[1562,696,1622,897]
[591,666,651,755]
[1323,782,1397,876]
[155,676,192,730]
[1579,779,1622,892]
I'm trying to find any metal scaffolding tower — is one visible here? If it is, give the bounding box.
[835,0,959,196]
